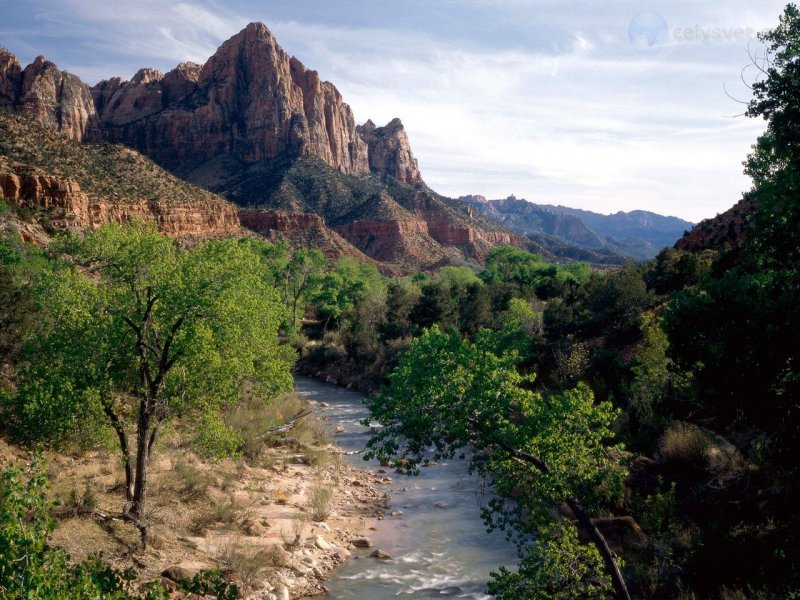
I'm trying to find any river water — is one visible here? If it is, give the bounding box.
[294,376,519,600]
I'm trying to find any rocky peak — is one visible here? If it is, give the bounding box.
[9,52,100,142]
[162,62,201,105]
[0,48,21,107]
[1,24,425,185]
[131,68,163,85]
[357,117,421,184]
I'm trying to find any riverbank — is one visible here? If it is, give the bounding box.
[0,392,391,599]
[296,377,520,600]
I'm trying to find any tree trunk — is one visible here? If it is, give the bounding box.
[565,496,632,600]
[99,393,133,502]
[129,399,152,548]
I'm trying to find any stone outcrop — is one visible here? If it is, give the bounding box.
[0,48,21,107]
[92,68,166,127]
[0,50,100,142]
[0,173,241,237]
[239,208,326,233]
[92,23,374,174]
[357,119,421,184]
[335,219,429,239]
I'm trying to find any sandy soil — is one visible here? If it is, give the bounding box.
[0,419,391,599]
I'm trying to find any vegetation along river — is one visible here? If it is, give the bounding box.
[295,376,519,599]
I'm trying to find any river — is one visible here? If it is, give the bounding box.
[294,376,519,599]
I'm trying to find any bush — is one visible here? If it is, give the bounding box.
[307,480,334,521]
[659,422,713,470]
[174,459,213,500]
[226,392,314,464]
[64,481,97,516]
[194,413,243,460]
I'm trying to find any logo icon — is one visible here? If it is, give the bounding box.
[628,11,669,50]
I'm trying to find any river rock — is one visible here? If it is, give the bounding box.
[245,519,267,536]
[315,535,333,550]
[352,537,373,548]
[370,549,392,560]
[161,561,208,582]
[276,585,290,600]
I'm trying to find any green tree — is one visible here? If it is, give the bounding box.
[658,7,800,593]
[481,246,559,298]
[312,257,383,331]
[281,248,326,330]
[365,327,630,599]
[13,222,294,545]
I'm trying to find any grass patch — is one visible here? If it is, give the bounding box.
[307,480,333,522]
[659,422,713,470]
[175,459,214,500]
[191,496,239,534]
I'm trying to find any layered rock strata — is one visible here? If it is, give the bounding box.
[0,173,241,237]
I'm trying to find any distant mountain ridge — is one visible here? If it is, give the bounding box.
[460,195,693,260]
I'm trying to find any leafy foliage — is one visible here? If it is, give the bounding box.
[11,221,294,542]
[365,326,627,598]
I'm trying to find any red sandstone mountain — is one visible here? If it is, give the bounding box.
[87,23,421,184]
[0,25,526,269]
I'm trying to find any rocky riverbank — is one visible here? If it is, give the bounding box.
[0,393,392,599]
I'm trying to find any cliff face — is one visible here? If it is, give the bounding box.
[239,208,326,232]
[0,49,99,143]
[92,23,375,175]
[357,118,421,184]
[0,172,240,237]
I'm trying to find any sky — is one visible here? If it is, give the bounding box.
[0,1,790,222]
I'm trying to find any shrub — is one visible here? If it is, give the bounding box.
[280,513,309,548]
[215,536,271,594]
[659,422,712,470]
[226,392,313,462]
[64,482,98,516]
[307,480,334,522]
[194,413,243,460]
[191,497,239,533]
[174,459,213,500]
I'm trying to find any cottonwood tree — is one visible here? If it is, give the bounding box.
[13,222,294,545]
[282,248,326,330]
[365,326,630,599]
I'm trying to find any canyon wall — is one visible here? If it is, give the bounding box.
[0,173,241,237]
